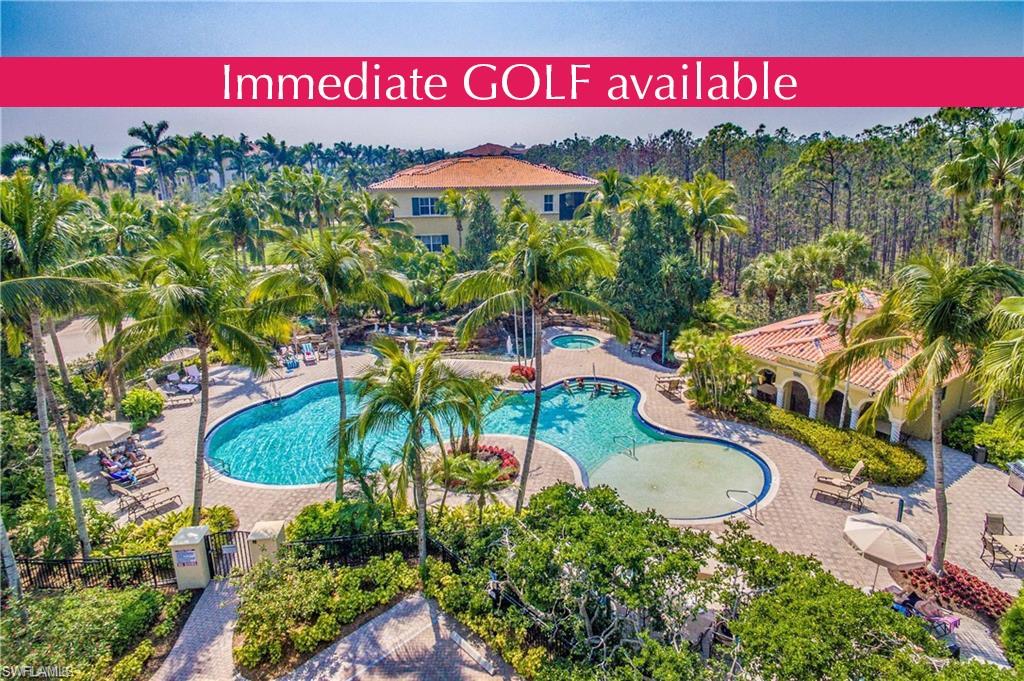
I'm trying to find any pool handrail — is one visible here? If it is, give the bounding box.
[726,488,761,524]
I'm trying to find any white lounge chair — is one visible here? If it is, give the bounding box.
[146,378,195,405]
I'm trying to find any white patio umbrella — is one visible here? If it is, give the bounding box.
[843,512,928,590]
[160,346,199,365]
[74,421,133,449]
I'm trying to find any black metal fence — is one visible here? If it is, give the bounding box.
[14,552,176,590]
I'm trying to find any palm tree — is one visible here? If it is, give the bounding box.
[341,338,468,572]
[934,121,1024,263]
[1,171,114,557]
[677,171,748,273]
[741,251,791,319]
[125,121,175,200]
[209,134,236,190]
[580,169,634,246]
[342,190,412,239]
[111,223,270,525]
[820,280,867,428]
[439,189,469,250]
[251,226,409,497]
[20,135,66,185]
[455,455,505,523]
[977,296,1024,434]
[299,171,344,233]
[443,213,630,514]
[820,254,1024,575]
[0,516,27,623]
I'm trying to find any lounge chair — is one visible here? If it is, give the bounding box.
[99,464,158,493]
[810,479,868,510]
[915,598,961,636]
[110,482,171,510]
[166,372,182,385]
[146,378,195,406]
[318,342,329,359]
[184,364,204,384]
[125,490,183,522]
[815,461,865,488]
[656,377,682,396]
[301,342,317,365]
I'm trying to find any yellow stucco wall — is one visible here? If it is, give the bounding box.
[376,187,582,249]
[751,357,977,439]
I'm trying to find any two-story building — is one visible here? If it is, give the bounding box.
[368,143,597,251]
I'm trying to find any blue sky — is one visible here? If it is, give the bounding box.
[3,2,1021,155]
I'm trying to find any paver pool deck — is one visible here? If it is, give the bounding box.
[70,324,1021,671]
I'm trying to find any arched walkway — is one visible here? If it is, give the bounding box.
[822,390,848,427]
[855,400,892,438]
[784,380,811,417]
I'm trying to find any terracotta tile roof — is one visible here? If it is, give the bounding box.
[368,156,596,191]
[815,288,883,310]
[732,311,971,398]
[460,142,522,157]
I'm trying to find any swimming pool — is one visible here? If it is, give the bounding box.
[550,333,601,350]
[205,379,772,520]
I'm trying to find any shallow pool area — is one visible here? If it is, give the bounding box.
[550,333,601,350]
[206,379,772,520]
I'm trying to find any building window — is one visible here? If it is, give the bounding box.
[412,197,445,216]
[417,234,449,253]
[559,192,587,220]
[543,194,554,212]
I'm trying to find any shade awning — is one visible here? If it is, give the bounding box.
[843,512,927,571]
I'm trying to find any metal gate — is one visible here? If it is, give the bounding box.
[205,530,251,577]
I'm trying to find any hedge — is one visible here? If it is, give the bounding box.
[737,402,926,486]
[944,409,1024,471]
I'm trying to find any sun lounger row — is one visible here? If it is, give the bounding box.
[146,377,197,406]
[110,482,182,522]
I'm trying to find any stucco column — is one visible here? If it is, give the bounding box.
[775,388,785,408]
[889,419,904,443]
[808,398,819,420]
[169,525,210,591]
[248,520,287,565]
[848,404,861,430]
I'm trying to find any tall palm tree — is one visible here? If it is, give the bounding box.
[342,190,412,239]
[125,121,175,200]
[820,280,867,428]
[341,338,468,572]
[443,213,630,514]
[20,135,66,186]
[111,223,270,525]
[208,134,236,190]
[251,226,409,496]
[740,251,791,319]
[1,171,114,557]
[820,254,1024,575]
[439,189,469,250]
[677,171,748,273]
[580,168,634,246]
[977,296,1024,434]
[934,121,1024,263]
[299,171,344,233]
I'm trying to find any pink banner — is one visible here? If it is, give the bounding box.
[2,57,1021,107]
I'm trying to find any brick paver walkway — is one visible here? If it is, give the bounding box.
[151,579,239,681]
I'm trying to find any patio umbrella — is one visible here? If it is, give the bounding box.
[843,512,927,590]
[160,346,199,365]
[74,421,133,449]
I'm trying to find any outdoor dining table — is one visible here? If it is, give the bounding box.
[992,535,1024,567]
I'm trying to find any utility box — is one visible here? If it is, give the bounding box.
[248,520,287,565]
[169,525,211,590]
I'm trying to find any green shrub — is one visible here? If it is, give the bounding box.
[943,408,983,453]
[98,505,237,556]
[120,387,165,429]
[673,329,756,412]
[206,350,224,364]
[285,498,414,541]
[0,587,164,676]
[737,401,926,485]
[12,484,116,558]
[1002,594,1024,668]
[56,372,108,418]
[233,552,417,670]
[110,639,153,681]
[1,410,47,513]
[974,412,1024,470]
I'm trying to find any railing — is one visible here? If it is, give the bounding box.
[206,456,232,481]
[612,434,637,459]
[726,489,761,524]
[14,552,176,591]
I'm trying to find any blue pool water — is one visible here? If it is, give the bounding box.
[206,379,771,519]
[550,334,601,350]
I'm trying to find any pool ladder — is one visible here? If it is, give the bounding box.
[726,489,761,524]
[613,434,637,459]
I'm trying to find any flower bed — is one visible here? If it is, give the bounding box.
[477,444,521,482]
[509,364,535,382]
[898,561,1015,621]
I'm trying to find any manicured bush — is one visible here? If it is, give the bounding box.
[0,586,164,677]
[99,505,237,557]
[737,400,926,485]
[1002,594,1024,668]
[974,412,1024,470]
[285,498,414,542]
[232,552,417,670]
[120,387,165,429]
[673,329,756,413]
[900,562,1015,621]
[110,639,154,681]
[943,407,983,453]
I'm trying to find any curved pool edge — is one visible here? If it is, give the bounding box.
[203,372,780,523]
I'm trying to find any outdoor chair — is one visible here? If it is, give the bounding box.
[301,342,317,365]
[915,599,961,637]
[184,364,205,384]
[318,342,329,358]
[815,460,865,488]
[984,513,1009,537]
[810,479,868,510]
[110,482,171,510]
[146,378,196,406]
[980,533,1019,571]
[126,490,183,522]
[656,376,682,396]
